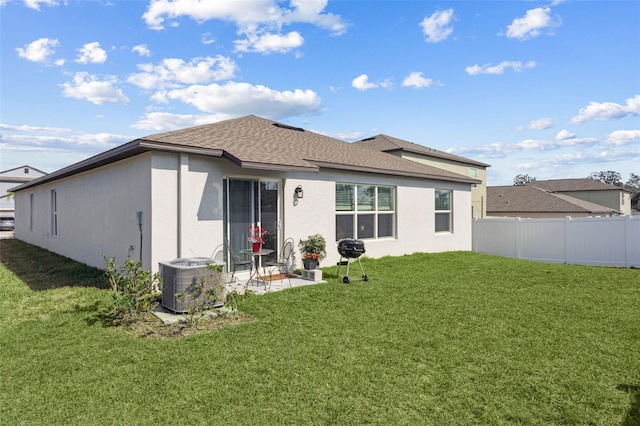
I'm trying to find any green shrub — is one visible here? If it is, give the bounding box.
[102,254,161,324]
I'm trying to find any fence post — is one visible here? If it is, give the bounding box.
[564,216,571,264]
[516,217,522,259]
[625,215,631,268]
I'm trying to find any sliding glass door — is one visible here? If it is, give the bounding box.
[224,179,280,270]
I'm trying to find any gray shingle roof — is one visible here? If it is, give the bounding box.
[353,134,490,167]
[530,178,626,192]
[487,185,618,214]
[140,115,479,182]
[13,115,480,192]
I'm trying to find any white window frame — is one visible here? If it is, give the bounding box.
[335,183,395,241]
[29,193,34,232]
[51,189,57,237]
[435,189,453,233]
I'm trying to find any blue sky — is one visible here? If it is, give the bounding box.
[1,0,638,185]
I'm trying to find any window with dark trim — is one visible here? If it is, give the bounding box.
[435,189,452,233]
[336,184,395,241]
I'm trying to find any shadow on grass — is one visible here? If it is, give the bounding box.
[0,238,109,291]
[617,384,640,426]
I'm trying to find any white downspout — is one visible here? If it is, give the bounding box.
[177,153,188,258]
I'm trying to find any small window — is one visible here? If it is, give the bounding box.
[30,194,34,231]
[621,193,625,205]
[24,168,29,174]
[51,189,57,237]
[469,167,477,178]
[435,189,452,233]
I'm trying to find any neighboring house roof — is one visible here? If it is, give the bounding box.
[352,134,490,168]
[0,165,47,183]
[487,185,619,215]
[530,178,629,193]
[12,115,480,192]
[0,165,48,176]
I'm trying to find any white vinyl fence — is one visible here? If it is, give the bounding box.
[473,216,640,268]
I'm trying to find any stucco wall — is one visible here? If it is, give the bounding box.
[15,151,474,274]
[14,154,152,270]
[396,151,487,218]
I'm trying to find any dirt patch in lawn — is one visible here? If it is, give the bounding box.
[119,310,254,339]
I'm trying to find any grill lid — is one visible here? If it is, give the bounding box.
[337,239,366,258]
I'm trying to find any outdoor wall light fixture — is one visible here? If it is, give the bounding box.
[294,185,304,199]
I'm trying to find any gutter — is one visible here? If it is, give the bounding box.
[310,160,482,185]
[10,140,225,193]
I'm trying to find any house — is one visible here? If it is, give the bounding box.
[0,165,47,217]
[11,115,480,275]
[527,178,632,216]
[487,185,620,218]
[352,134,490,218]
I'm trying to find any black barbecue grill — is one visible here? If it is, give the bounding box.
[337,239,369,284]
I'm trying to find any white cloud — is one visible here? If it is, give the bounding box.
[128,56,237,90]
[23,0,58,10]
[0,123,73,133]
[505,7,561,40]
[605,130,640,146]
[131,112,236,131]
[556,129,576,140]
[60,72,130,105]
[0,128,131,149]
[235,31,304,54]
[351,74,391,91]
[518,117,553,130]
[201,33,216,45]
[420,9,454,43]
[75,42,107,64]
[352,74,377,91]
[447,136,597,159]
[142,0,347,35]
[15,37,60,63]
[466,60,536,75]
[132,44,151,57]
[570,95,640,124]
[151,81,322,119]
[402,72,434,89]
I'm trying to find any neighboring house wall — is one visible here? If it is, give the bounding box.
[16,151,473,273]
[556,190,631,216]
[1,166,46,215]
[396,151,487,218]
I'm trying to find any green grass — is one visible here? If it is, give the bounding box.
[1,239,639,425]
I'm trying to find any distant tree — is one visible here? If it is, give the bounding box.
[513,174,536,186]
[588,170,623,187]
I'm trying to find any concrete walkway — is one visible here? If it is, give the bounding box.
[154,272,326,324]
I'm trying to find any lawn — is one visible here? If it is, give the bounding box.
[1,239,638,425]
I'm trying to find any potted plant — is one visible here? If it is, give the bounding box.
[298,233,326,270]
[249,225,267,252]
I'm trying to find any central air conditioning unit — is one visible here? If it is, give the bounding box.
[159,257,225,313]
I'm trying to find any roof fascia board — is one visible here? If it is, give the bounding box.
[310,160,481,184]
[12,139,228,192]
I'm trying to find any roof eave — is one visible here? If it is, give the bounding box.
[223,153,319,173]
[11,139,227,192]
[310,160,481,184]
